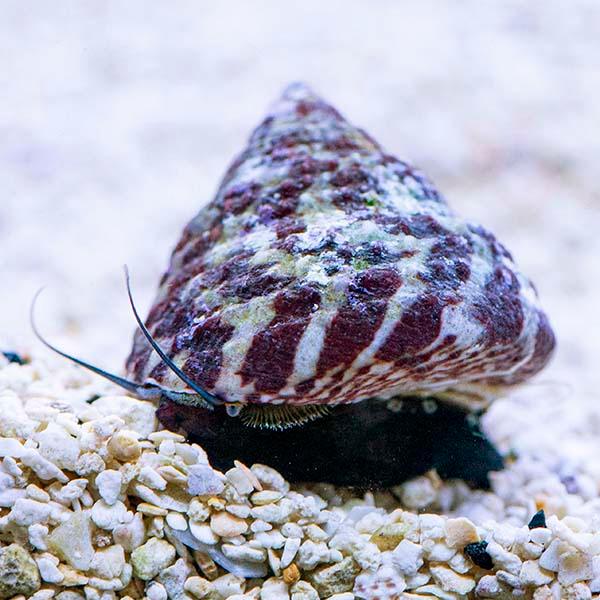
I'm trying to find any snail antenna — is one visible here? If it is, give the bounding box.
[30,288,150,396]
[124,266,220,407]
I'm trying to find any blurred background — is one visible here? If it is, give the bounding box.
[1,1,599,399]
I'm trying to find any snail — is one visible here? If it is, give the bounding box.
[34,83,555,488]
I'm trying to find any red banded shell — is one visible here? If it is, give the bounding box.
[125,83,555,411]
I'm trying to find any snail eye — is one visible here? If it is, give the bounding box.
[225,403,243,417]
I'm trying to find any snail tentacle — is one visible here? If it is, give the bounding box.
[30,288,156,397]
[124,266,220,408]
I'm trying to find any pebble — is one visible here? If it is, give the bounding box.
[290,581,318,600]
[227,467,255,496]
[521,560,555,587]
[222,544,267,563]
[212,573,245,598]
[188,465,225,496]
[430,564,476,595]
[131,538,176,580]
[307,557,360,597]
[252,491,284,506]
[146,581,168,600]
[47,511,95,571]
[210,511,248,537]
[157,558,192,599]
[283,564,301,586]
[9,497,52,526]
[36,554,64,584]
[190,522,220,545]
[281,538,302,568]
[445,517,480,548]
[107,430,141,462]
[91,500,130,531]
[260,577,288,600]
[94,470,122,506]
[90,545,125,579]
[0,544,41,599]
[184,576,214,598]
[391,539,424,576]
[166,512,189,531]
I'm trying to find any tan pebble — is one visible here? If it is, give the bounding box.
[157,465,188,485]
[175,442,200,465]
[207,496,225,511]
[188,499,211,523]
[155,439,175,458]
[290,580,319,600]
[190,521,220,545]
[137,502,168,516]
[184,575,215,598]
[260,577,289,600]
[26,484,50,503]
[226,467,255,496]
[107,430,141,462]
[307,557,360,597]
[210,511,248,537]
[166,512,188,531]
[251,490,283,506]
[234,460,262,490]
[212,573,246,598]
[445,517,480,548]
[57,564,89,586]
[532,586,554,600]
[268,548,281,577]
[226,503,251,519]
[193,550,218,581]
[430,565,476,595]
[149,431,186,444]
[130,538,176,580]
[370,522,409,551]
[283,563,301,585]
[250,464,289,494]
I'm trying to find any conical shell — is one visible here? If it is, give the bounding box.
[126,83,555,410]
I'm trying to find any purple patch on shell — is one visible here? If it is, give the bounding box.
[126,83,555,411]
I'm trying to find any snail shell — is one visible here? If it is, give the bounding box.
[125,83,555,418]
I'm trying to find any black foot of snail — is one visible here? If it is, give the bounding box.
[156,397,504,489]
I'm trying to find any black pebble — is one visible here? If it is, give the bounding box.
[2,351,26,365]
[464,541,494,570]
[528,509,546,530]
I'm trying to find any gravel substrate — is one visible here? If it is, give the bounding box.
[0,354,599,599]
